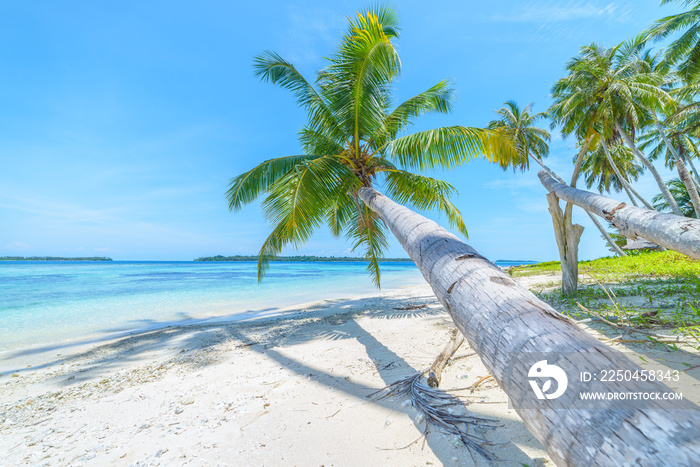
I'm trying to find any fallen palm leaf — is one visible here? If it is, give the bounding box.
[392,303,428,311]
[370,372,501,461]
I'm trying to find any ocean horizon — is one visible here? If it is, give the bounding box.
[0,259,537,355]
[0,260,427,354]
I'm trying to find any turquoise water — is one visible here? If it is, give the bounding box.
[494,260,539,268]
[0,261,425,353]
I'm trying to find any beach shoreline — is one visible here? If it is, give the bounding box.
[2,274,699,466]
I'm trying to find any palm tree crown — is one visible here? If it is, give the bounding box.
[652,177,699,217]
[549,40,666,143]
[581,138,644,193]
[227,7,516,286]
[647,0,700,80]
[487,101,549,169]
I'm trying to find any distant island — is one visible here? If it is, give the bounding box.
[194,255,412,262]
[0,256,113,261]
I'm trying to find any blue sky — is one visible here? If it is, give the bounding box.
[0,1,683,262]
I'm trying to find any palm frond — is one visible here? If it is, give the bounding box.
[369,79,455,150]
[226,155,322,212]
[346,202,388,287]
[256,157,355,280]
[646,4,700,79]
[254,51,346,142]
[324,8,401,147]
[390,126,519,171]
[384,170,468,237]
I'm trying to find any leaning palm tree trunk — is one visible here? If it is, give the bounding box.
[600,140,654,209]
[653,120,700,219]
[616,122,684,216]
[538,171,700,259]
[686,155,700,188]
[358,186,700,466]
[675,150,700,218]
[531,155,626,257]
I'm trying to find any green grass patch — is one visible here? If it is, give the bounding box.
[514,251,700,349]
[512,250,700,281]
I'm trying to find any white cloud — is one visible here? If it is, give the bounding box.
[5,241,31,251]
[94,247,117,253]
[280,7,347,66]
[485,1,629,24]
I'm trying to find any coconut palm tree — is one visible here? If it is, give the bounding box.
[545,40,679,293]
[653,177,699,217]
[657,72,700,194]
[582,138,645,198]
[488,101,627,257]
[227,7,517,286]
[646,0,700,80]
[486,101,549,170]
[632,46,700,218]
[640,121,700,217]
[361,181,700,465]
[552,41,682,216]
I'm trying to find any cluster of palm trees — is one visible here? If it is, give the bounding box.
[228,6,700,462]
[228,6,519,286]
[485,1,700,293]
[229,2,700,291]
[491,1,700,222]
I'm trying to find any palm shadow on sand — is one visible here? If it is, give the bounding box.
[2,295,547,465]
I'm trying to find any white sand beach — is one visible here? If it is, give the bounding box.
[2,275,699,466]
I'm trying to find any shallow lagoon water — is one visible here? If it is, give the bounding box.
[0,261,426,353]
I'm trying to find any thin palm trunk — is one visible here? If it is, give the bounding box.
[676,147,700,218]
[616,122,684,216]
[539,171,700,259]
[600,140,637,206]
[654,119,700,218]
[358,186,700,466]
[686,155,700,187]
[600,140,656,209]
[530,154,626,257]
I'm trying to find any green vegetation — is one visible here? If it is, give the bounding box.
[652,178,699,218]
[194,255,411,262]
[511,251,700,349]
[0,256,113,261]
[540,277,700,351]
[228,6,518,286]
[512,250,700,281]
[495,0,700,294]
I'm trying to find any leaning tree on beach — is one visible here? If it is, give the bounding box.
[229,6,700,464]
[487,101,629,260]
[227,6,520,287]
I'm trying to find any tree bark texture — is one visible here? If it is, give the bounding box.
[539,171,700,260]
[358,186,700,466]
[531,155,626,257]
[546,138,591,295]
[547,193,584,295]
[685,155,700,188]
[675,152,700,219]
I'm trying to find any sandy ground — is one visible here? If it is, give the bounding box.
[1,275,699,466]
